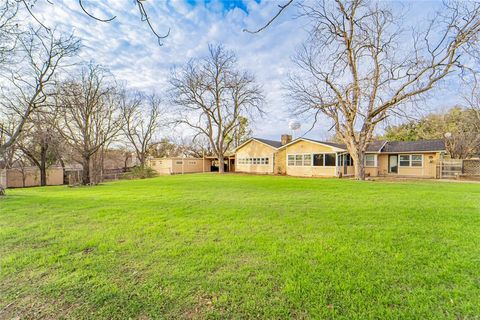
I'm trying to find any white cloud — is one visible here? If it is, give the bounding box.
[28,0,468,142]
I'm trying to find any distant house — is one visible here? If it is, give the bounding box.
[234,135,446,178]
[147,157,212,175]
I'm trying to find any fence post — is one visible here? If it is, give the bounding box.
[439,160,442,179]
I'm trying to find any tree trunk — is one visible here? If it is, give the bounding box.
[353,153,365,180]
[218,155,225,173]
[349,146,366,180]
[39,162,47,186]
[139,155,145,169]
[39,145,47,186]
[59,158,66,185]
[82,155,91,185]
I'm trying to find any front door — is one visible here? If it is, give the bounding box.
[388,155,398,174]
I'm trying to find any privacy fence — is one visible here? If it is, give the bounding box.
[438,159,480,180]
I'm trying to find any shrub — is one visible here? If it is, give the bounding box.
[126,166,157,179]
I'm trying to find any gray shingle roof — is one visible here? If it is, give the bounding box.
[380,139,445,153]
[254,138,283,149]
[366,140,387,152]
[304,138,345,149]
[247,137,445,153]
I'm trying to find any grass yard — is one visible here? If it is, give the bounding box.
[1,174,479,319]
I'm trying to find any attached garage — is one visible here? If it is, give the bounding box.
[235,137,287,174]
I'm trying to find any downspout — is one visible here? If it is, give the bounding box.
[272,152,274,174]
[335,152,339,177]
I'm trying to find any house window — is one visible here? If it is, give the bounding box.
[364,154,376,167]
[175,160,183,165]
[324,154,336,166]
[411,155,422,167]
[288,154,311,166]
[399,154,423,167]
[345,154,353,166]
[188,161,197,165]
[288,155,295,166]
[313,154,324,166]
[303,154,312,166]
[337,154,353,166]
[399,155,410,167]
[310,153,336,166]
[238,157,270,165]
[295,155,303,166]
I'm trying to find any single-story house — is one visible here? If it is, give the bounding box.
[147,157,212,175]
[235,136,289,175]
[234,135,446,178]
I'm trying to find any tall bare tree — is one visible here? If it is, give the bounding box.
[121,92,162,168]
[0,27,79,156]
[170,44,264,173]
[288,0,480,179]
[56,64,123,185]
[0,0,19,66]
[17,111,62,186]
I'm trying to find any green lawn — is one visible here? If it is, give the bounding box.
[0,174,479,319]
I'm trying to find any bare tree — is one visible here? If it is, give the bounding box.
[121,92,162,168]
[288,0,480,179]
[0,0,20,66]
[22,0,170,45]
[17,111,62,186]
[56,64,123,185]
[170,44,264,173]
[0,27,80,156]
[148,138,183,158]
[243,0,294,34]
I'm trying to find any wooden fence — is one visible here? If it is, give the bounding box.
[438,159,480,179]
[0,170,6,188]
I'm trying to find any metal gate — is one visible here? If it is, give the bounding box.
[438,160,463,179]
[438,159,480,179]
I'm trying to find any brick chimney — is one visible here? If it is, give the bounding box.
[281,134,292,145]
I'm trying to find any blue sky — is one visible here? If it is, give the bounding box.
[30,0,465,142]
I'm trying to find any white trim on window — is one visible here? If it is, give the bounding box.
[399,154,423,167]
[287,153,336,167]
[286,153,313,167]
[237,156,270,166]
[364,154,377,167]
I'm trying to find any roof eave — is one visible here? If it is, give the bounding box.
[234,138,279,152]
[279,138,347,152]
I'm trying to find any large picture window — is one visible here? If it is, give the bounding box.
[399,154,423,167]
[287,154,315,166]
[325,154,336,166]
[313,154,324,166]
[311,153,336,167]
